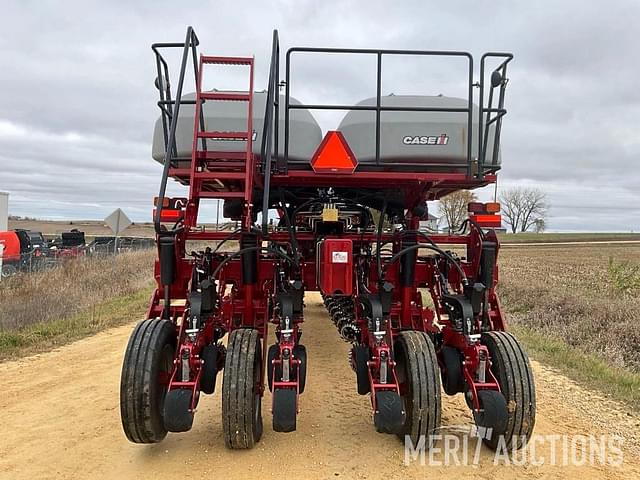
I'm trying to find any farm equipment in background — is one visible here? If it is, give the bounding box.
[0,229,48,276]
[120,27,535,451]
[48,229,86,259]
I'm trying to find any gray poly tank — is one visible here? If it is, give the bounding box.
[152,92,323,167]
[336,95,500,171]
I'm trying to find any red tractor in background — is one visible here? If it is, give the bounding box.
[120,27,535,450]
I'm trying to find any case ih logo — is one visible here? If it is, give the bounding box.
[402,134,449,145]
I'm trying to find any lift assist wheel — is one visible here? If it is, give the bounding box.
[479,331,536,450]
[120,319,175,443]
[393,331,442,445]
[222,329,263,449]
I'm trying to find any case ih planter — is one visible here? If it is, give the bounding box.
[120,27,535,450]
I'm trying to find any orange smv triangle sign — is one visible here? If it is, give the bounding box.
[310,131,358,174]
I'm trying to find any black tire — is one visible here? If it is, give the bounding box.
[163,389,195,432]
[473,389,508,436]
[120,319,176,443]
[1,264,17,278]
[394,331,441,446]
[481,331,536,450]
[273,388,297,432]
[200,344,218,395]
[353,344,371,395]
[374,391,405,434]
[441,346,464,395]
[222,328,263,449]
[293,344,307,394]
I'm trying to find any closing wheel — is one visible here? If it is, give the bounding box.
[120,318,176,443]
[200,344,218,395]
[272,388,297,432]
[222,328,263,449]
[441,346,464,395]
[394,331,442,446]
[473,389,508,438]
[374,391,405,434]
[353,344,371,395]
[163,389,195,432]
[481,331,536,450]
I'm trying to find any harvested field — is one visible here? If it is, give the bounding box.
[499,244,640,373]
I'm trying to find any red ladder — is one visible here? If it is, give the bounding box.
[187,54,255,229]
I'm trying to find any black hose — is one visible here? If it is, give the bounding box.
[382,242,469,286]
[212,228,242,253]
[278,189,300,265]
[210,246,295,280]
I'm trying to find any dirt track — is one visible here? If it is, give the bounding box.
[1,293,639,479]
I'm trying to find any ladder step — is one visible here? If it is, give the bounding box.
[197,131,248,140]
[198,191,246,199]
[199,92,250,102]
[195,151,248,160]
[194,172,246,180]
[201,55,253,66]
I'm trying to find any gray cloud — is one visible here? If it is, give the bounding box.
[0,0,638,231]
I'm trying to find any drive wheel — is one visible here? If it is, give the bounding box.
[222,328,263,449]
[394,331,441,446]
[481,331,536,450]
[120,319,176,443]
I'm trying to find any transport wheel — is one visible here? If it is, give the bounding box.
[352,344,371,395]
[394,331,442,446]
[374,390,405,434]
[163,389,195,432]
[200,344,218,395]
[481,331,536,450]
[120,318,176,443]
[440,346,465,395]
[272,388,297,432]
[222,328,263,449]
[1,264,17,278]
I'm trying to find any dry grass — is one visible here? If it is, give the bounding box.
[0,249,156,331]
[498,244,640,373]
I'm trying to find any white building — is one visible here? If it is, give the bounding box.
[0,192,8,231]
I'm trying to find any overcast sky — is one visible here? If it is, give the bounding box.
[1,1,638,231]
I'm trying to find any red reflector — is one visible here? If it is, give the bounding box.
[485,202,500,213]
[471,214,502,228]
[311,131,358,174]
[467,202,485,213]
[153,208,182,222]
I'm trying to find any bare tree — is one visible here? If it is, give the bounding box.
[500,187,548,233]
[533,218,546,233]
[439,190,477,233]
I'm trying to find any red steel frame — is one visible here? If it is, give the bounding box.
[148,48,509,429]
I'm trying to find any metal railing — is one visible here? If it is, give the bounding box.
[283,47,513,179]
[152,26,202,234]
[260,29,280,233]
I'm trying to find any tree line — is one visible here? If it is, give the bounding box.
[439,187,548,233]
